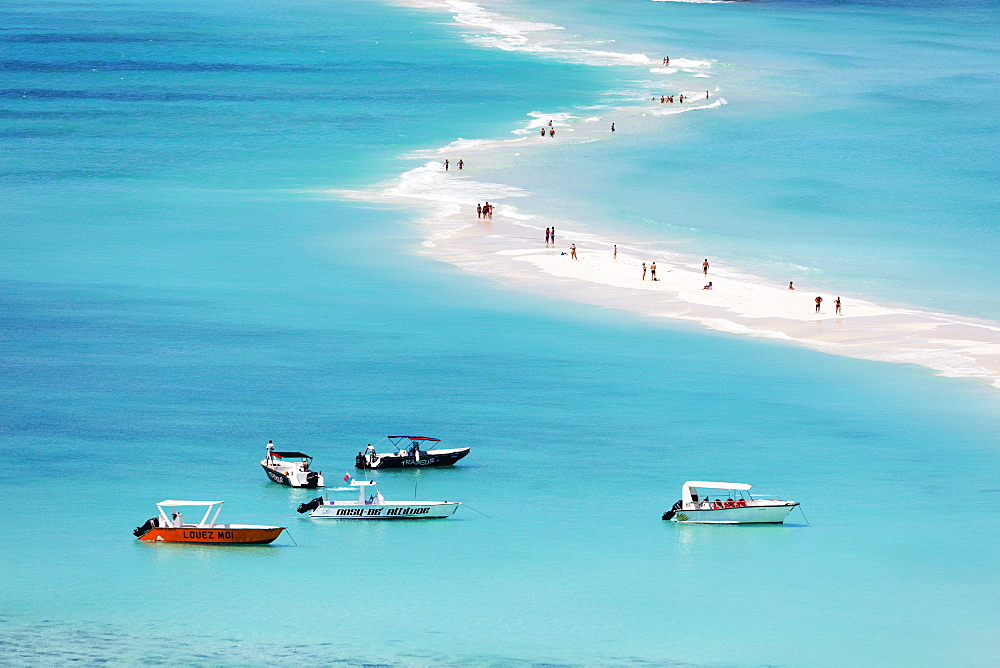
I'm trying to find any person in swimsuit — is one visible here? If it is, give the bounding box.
[835,297,842,315]
[545,227,550,243]
[642,263,647,280]
[477,203,482,219]
[788,281,795,290]
[443,159,449,171]
[702,259,709,275]
[650,262,656,280]
[457,159,463,170]
[815,295,823,313]
[570,244,577,260]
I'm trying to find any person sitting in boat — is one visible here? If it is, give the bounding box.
[712,499,724,509]
[724,498,736,508]
[409,442,420,456]
[736,499,747,507]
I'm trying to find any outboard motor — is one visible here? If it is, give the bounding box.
[133,517,157,537]
[306,471,321,486]
[661,500,683,521]
[297,496,324,514]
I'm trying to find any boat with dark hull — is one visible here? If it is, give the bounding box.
[355,436,470,469]
[261,441,324,488]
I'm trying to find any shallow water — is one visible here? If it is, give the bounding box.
[2,0,999,664]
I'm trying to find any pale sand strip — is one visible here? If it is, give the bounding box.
[419,206,1000,389]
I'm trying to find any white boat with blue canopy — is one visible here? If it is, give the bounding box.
[662,481,799,524]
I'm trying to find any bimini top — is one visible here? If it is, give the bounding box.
[387,436,441,442]
[157,500,224,507]
[683,481,753,491]
[270,451,311,459]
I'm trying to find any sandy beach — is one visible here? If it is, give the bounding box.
[336,145,1000,389]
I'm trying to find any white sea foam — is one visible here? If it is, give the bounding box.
[351,0,1000,389]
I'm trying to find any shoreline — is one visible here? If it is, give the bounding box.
[336,0,1000,389]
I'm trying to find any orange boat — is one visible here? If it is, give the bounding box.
[133,500,285,545]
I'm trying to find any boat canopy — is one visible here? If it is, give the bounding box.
[157,500,224,507]
[270,451,311,459]
[388,436,441,441]
[684,481,752,491]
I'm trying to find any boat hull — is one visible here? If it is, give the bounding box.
[309,502,460,519]
[261,463,323,488]
[356,448,470,469]
[137,526,284,544]
[670,504,798,524]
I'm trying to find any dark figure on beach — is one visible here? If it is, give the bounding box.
[651,262,657,280]
[458,159,464,170]
[788,281,795,290]
[611,123,615,133]
[703,282,713,290]
[702,259,709,275]
[540,128,546,137]
[548,120,553,127]
[477,203,482,219]
[661,95,665,104]
[444,159,449,171]
[835,297,842,315]
[642,263,647,280]
[679,95,684,104]
[549,127,555,137]
[488,204,493,219]
[545,228,550,243]
[815,296,823,313]
[706,91,710,99]
[551,227,555,243]
[570,244,578,260]
[663,57,669,66]
[483,202,490,220]
[613,244,617,260]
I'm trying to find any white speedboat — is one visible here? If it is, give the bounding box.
[296,479,460,519]
[261,441,324,488]
[662,481,799,524]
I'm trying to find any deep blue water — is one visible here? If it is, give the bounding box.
[2,0,998,664]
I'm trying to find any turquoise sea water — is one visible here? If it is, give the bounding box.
[2,0,999,665]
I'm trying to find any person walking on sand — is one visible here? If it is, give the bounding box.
[788,281,795,290]
[444,159,449,171]
[702,259,709,275]
[651,262,657,280]
[477,203,482,219]
[550,227,555,243]
[570,244,578,260]
[613,244,617,260]
[457,159,463,170]
[815,295,823,313]
[545,227,550,244]
[642,263,647,280]
[835,297,842,315]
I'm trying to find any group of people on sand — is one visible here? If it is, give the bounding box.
[544,227,556,244]
[443,159,463,171]
[477,202,493,219]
